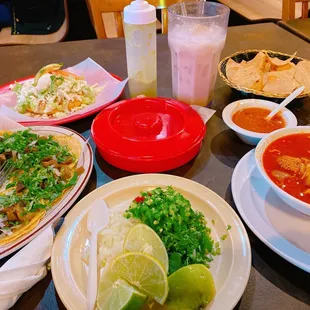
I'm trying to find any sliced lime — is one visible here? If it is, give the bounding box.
[97,278,147,310]
[99,252,168,305]
[123,224,169,273]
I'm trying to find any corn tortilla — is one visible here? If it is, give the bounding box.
[0,132,82,245]
[0,210,46,245]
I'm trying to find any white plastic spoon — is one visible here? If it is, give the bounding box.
[87,199,109,310]
[265,86,305,121]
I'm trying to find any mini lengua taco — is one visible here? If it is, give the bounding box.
[0,129,84,245]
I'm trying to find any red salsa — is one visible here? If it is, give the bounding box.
[263,133,310,204]
[232,107,285,133]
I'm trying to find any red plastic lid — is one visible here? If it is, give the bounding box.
[91,97,206,172]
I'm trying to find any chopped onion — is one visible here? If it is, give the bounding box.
[0,228,12,236]
[82,205,138,268]
[28,140,37,147]
[52,168,61,177]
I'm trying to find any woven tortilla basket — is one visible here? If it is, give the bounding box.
[218,49,310,99]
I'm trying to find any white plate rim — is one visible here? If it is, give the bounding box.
[232,149,310,272]
[51,174,252,310]
[0,125,93,258]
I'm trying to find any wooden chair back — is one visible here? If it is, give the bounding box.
[282,0,309,21]
[86,0,186,39]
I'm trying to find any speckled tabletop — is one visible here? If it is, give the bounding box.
[0,22,309,310]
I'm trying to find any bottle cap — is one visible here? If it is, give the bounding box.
[124,0,156,25]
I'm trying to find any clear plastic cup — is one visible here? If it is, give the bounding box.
[168,2,230,106]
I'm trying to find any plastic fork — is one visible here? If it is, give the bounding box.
[0,161,14,187]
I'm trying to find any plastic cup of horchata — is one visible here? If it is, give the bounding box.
[168,1,230,106]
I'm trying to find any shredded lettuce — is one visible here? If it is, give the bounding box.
[11,69,102,118]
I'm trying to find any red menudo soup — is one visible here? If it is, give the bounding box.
[263,133,310,204]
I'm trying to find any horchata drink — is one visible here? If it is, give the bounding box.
[168,2,229,106]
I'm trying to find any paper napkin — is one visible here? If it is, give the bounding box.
[135,96,216,124]
[191,105,216,124]
[0,226,54,310]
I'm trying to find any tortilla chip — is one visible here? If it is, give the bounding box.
[53,135,82,167]
[228,64,262,89]
[251,76,265,91]
[263,75,299,94]
[248,52,268,71]
[0,210,46,245]
[225,51,306,95]
[295,61,310,93]
[226,58,244,81]
[264,62,271,72]
[276,62,296,73]
[266,69,295,80]
[266,52,297,67]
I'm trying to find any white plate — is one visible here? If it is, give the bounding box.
[51,174,251,310]
[0,126,93,259]
[232,150,310,272]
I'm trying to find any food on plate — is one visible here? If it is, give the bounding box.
[263,133,310,204]
[123,223,169,273]
[97,278,147,310]
[10,63,103,118]
[98,252,168,306]
[226,51,310,95]
[124,187,221,274]
[232,107,285,133]
[0,129,84,245]
[89,187,223,309]
[164,264,216,309]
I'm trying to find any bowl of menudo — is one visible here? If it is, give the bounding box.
[255,126,310,216]
[222,99,297,145]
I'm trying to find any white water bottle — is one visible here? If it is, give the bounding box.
[124,0,157,98]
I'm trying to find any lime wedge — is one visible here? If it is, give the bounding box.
[165,264,216,309]
[33,63,63,86]
[99,252,168,305]
[123,224,169,273]
[97,278,147,310]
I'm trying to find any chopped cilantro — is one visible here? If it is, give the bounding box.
[0,129,77,214]
[124,186,220,274]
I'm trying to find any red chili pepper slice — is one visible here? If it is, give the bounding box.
[134,196,145,203]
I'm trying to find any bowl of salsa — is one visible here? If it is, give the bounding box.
[256,126,310,216]
[222,99,297,145]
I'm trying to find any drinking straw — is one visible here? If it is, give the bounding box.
[198,0,204,16]
[181,2,187,16]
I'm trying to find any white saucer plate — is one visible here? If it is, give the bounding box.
[232,149,310,272]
